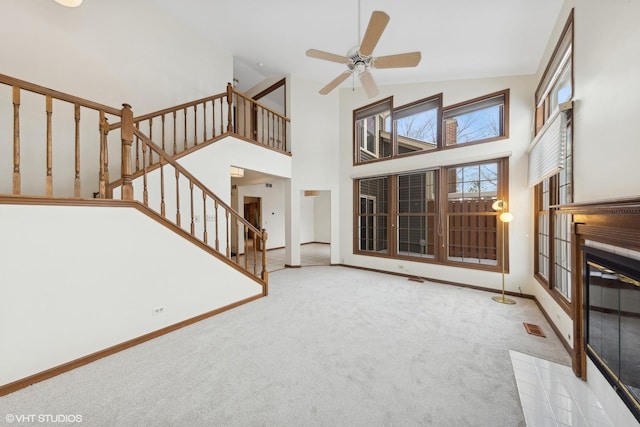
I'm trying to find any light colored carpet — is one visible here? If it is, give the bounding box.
[0,266,570,426]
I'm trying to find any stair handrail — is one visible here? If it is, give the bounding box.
[129,127,269,290]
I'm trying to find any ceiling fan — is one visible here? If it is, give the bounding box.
[306,10,421,98]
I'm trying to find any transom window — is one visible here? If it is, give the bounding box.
[354,91,508,164]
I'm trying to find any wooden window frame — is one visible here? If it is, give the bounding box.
[533,9,574,316]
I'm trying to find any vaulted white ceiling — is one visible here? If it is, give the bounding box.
[151,0,564,92]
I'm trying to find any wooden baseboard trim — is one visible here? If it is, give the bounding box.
[337,263,533,300]
[284,264,301,268]
[532,296,573,356]
[0,293,264,397]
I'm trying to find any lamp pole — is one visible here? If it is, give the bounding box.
[492,201,516,305]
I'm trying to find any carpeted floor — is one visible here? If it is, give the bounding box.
[0,266,570,426]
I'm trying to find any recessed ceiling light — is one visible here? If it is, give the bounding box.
[256,62,265,68]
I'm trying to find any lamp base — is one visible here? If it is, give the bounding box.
[492,295,516,305]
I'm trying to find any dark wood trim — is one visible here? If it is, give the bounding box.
[337,263,529,299]
[252,78,286,117]
[0,293,264,397]
[532,295,573,356]
[535,9,574,104]
[301,241,330,246]
[0,196,267,289]
[284,264,301,268]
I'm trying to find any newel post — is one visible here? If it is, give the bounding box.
[226,82,233,133]
[121,103,134,200]
[261,228,269,296]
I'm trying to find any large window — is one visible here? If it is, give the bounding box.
[443,90,508,146]
[532,10,574,306]
[355,158,508,271]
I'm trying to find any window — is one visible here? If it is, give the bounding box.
[354,158,508,271]
[354,99,392,163]
[397,171,437,258]
[532,10,573,306]
[394,96,440,155]
[445,161,500,265]
[443,90,508,146]
[356,177,389,253]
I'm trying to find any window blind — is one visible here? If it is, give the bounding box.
[527,110,567,187]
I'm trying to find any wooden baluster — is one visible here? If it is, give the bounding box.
[225,210,230,257]
[172,110,177,155]
[261,108,265,145]
[175,169,181,227]
[74,104,81,197]
[203,101,207,141]
[202,193,208,244]
[148,118,153,166]
[161,114,166,153]
[12,86,21,195]
[121,103,134,200]
[189,180,195,235]
[193,104,198,146]
[99,111,106,198]
[219,98,224,135]
[214,200,220,251]
[226,83,233,132]
[270,112,274,148]
[244,225,249,270]
[45,96,53,196]
[103,117,110,198]
[183,107,188,151]
[142,139,148,206]
[160,157,166,217]
[135,122,140,172]
[236,218,240,263]
[261,229,269,295]
[253,232,258,275]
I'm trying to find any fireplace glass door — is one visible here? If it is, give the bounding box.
[584,246,640,420]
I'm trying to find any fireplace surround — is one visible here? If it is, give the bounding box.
[557,197,640,423]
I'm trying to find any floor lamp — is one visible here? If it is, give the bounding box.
[492,200,516,305]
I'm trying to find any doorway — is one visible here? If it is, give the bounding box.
[244,196,261,249]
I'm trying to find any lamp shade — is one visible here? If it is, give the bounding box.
[230,167,244,178]
[492,200,507,211]
[55,0,83,7]
[499,212,514,223]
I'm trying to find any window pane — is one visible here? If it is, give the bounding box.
[446,160,501,265]
[358,177,388,253]
[394,99,439,154]
[355,101,392,163]
[554,212,572,300]
[443,93,506,145]
[397,171,436,258]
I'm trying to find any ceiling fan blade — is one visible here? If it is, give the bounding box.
[359,11,390,57]
[373,52,422,69]
[359,71,379,98]
[319,71,352,95]
[306,49,349,64]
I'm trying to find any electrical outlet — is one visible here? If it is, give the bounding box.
[152,306,165,316]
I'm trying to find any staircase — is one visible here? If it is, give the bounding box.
[0,73,291,395]
[0,73,290,289]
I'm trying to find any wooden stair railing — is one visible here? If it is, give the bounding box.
[122,127,269,291]
[0,73,122,199]
[107,83,290,186]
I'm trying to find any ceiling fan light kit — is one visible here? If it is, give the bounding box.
[306,10,421,98]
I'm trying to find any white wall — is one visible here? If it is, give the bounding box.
[337,75,536,295]
[313,191,331,243]
[286,75,341,265]
[0,204,262,387]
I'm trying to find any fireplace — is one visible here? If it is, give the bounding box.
[583,245,640,421]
